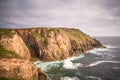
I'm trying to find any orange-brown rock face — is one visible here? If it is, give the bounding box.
[0,28,105,61]
[0,33,31,60]
[37,29,72,61]
[0,28,105,80]
[0,58,49,80]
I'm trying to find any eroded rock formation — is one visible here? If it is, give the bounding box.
[0,58,49,80]
[0,33,31,60]
[0,28,105,61]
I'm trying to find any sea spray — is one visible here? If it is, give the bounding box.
[61,77,79,80]
[34,54,85,71]
[63,58,83,69]
[63,58,74,69]
[34,60,62,71]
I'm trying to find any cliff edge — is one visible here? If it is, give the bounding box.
[0,27,105,80]
[0,28,104,61]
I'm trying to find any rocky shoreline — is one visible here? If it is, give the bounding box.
[0,28,105,80]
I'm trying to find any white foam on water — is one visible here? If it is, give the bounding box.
[74,63,83,69]
[88,50,97,53]
[86,60,120,67]
[34,60,62,71]
[67,54,85,61]
[87,47,110,56]
[105,44,120,49]
[63,58,83,69]
[88,48,109,53]
[34,54,85,71]
[88,49,103,55]
[63,58,74,69]
[86,76,101,80]
[60,76,79,80]
[94,48,110,52]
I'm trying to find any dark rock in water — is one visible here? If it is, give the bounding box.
[0,28,105,61]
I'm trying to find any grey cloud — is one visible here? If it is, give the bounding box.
[0,0,120,36]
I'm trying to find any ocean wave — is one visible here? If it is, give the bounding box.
[63,58,83,69]
[34,54,85,71]
[85,60,120,67]
[105,45,120,49]
[88,50,97,53]
[34,60,62,71]
[60,76,79,80]
[88,47,109,52]
[63,59,74,69]
[86,76,101,80]
[88,48,109,56]
[94,48,110,52]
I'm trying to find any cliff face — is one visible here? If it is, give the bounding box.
[0,28,104,61]
[0,58,49,80]
[0,33,31,60]
[0,28,105,80]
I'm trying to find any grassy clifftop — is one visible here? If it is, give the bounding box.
[60,28,92,41]
[0,29,12,38]
[31,28,92,41]
[0,27,92,41]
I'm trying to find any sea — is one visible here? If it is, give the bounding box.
[34,37,120,80]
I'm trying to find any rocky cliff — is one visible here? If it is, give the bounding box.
[0,28,104,61]
[0,58,49,80]
[0,27,105,80]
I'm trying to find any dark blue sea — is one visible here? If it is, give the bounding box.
[34,37,120,80]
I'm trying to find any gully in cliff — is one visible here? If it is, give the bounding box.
[0,28,105,80]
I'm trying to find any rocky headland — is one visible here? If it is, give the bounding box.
[0,28,105,80]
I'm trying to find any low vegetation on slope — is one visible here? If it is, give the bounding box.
[0,29,12,39]
[0,44,20,59]
[0,77,25,80]
[60,28,92,41]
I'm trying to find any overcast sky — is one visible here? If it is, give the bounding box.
[0,0,120,36]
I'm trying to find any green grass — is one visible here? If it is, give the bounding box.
[0,29,12,39]
[0,45,20,59]
[33,29,44,39]
[46,28,60,34]
[0,77,25,80]
[61,28,89,41]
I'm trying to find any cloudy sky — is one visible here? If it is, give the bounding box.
[0,0,120,36]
